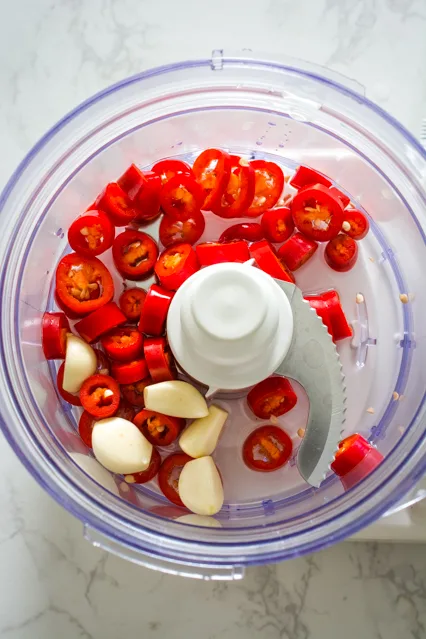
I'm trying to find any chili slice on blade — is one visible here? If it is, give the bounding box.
[304,290,352,341]
[247,377,297,419]
[112,230,158,280]
[55,253,114,318]
[155,243,200,291]
[79,374,120,418]
[250,240,295,283]
[138,284,174,336]
[134,409,184,447]
[144,337,176,383]
[196,241,250,266]
[42,312,70,360]
[75,302,126,343]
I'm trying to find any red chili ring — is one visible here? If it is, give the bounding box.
[42,312,70,360]
[138,284,174,336]
[75,302,127,343]
[111,358,149,385]
[79,374,120,418]
[144,337,177,383]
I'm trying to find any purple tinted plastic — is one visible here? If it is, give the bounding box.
[0,56,425,569]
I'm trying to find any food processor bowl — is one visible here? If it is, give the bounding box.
[0,51,425,580]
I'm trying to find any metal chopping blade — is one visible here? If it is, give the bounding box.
[274,280,347,487]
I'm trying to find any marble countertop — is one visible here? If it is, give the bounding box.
[1,0,426,637]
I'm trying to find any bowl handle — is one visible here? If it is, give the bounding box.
[83,525,245,581]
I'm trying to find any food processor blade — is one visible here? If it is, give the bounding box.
[274,281,347,487]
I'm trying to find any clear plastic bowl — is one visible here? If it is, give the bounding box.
[0,51,425,580]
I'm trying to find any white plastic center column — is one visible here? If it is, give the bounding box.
[167,262,294,391]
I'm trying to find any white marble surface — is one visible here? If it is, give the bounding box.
[1,0,426,637]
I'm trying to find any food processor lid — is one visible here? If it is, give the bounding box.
[167,262,346,487]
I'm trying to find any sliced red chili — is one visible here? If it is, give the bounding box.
[57,362,82,406]
[243,426,293,472]
[331,434,372,476]
[304,290,352,341]
[144,337,176,383]
[79,374,120,418]
[78,399,135,448]
[121,377,153,407]
[134,409,184,447]
[101,326,144,362]
[343,209,369,240]
[160,174,205,220]
[213,155,255,218]
[132,171,162,223]
[196,240,250,266]
[247,377,297,419]
[119,287,147,323]
[246,160,284,217]
[112,229,159,280]
[192,148,231,211]
[250,240,295,283]
[75,302,126,343]
[219,222,264,243]
[138,284,174,337]
[261,207,294,244]
[55,253,114,318]
[290,166,332,190]
[291,184,344,242]
[158,453,193,506]
[117,163,145,197]
[68,210,115,257]
[155,243,199,291]
[159,210,205,247]
[111,358,149,385]
[96,182,138,226]
[325,234,358,272]
[42,312,70,360]
[277,233,318,271]
[78,410,97,448]
[329,187,350,208]
[124,448,161,484]
[152,159,193,184]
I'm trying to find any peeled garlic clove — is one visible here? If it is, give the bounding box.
[176,514,222,528]
[144,380,209,419]
[179,405,228,458]
[92,417,153,474]
[62,334,97,393]
[178,456,224,516]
